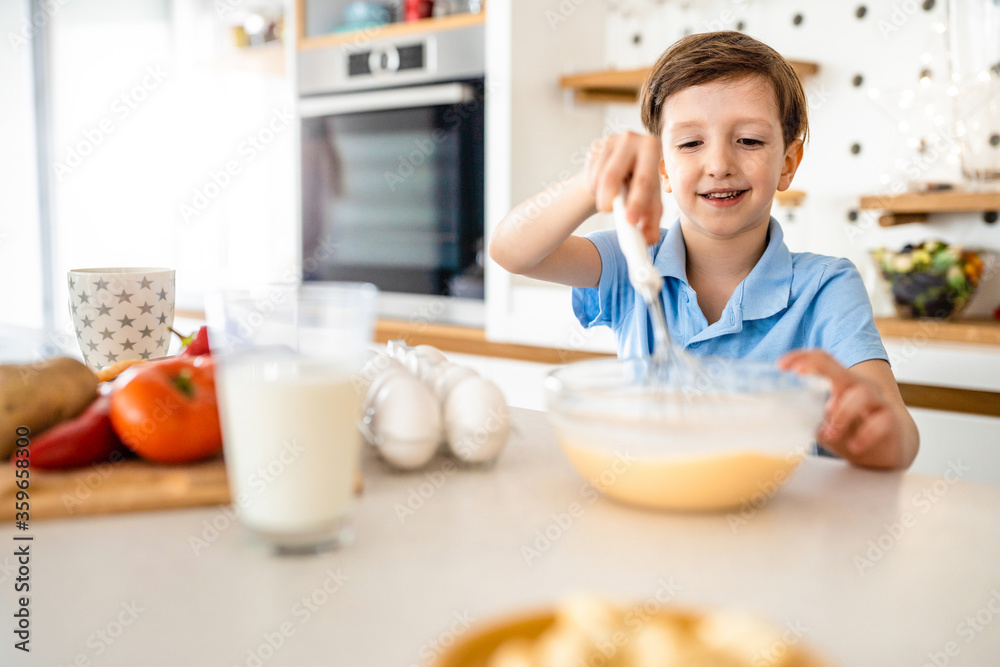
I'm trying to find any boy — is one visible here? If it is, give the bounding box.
[489,31,918,470]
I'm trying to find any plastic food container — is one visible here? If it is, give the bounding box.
[544,357,829,511]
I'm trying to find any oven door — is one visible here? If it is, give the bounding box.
[299,81,484,299]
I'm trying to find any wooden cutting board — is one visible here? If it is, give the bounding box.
[1,457,231,521]
[2,458,363,521]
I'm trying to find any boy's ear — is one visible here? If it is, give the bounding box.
[777,139,804,192]
[658,158,672,193]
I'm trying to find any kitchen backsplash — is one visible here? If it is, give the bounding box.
[598,0,999,317]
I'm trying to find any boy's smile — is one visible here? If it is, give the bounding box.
[658,75,802,242]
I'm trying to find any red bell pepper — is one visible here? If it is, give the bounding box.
[21,394,129,470]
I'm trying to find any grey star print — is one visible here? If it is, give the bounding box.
[156,288,168,302]
[94,278,110,291]
[138,326,154,338]
[86,339,99,352]
[139,350,152,360]
[104,351,118,365]
[99,327,114,340]
[115,289,134,304]
[96,303,113,317]
[139,277,154,290]
[80,315,94,329]
[138,301,154,315]
[121,338,136,351]
[78,291,90,304]
[118,315,135,328]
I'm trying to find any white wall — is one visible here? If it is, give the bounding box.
[0,1,43,330]
[3,0,297,340]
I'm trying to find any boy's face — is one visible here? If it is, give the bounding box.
[657,75,803,243]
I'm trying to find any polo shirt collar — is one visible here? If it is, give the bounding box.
[651,221,689,283]
[736,218,792,321]
[651,217,792,322]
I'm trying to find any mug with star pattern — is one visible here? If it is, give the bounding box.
[68,267,175,371]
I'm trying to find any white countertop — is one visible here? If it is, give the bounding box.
[6,408,1000,667]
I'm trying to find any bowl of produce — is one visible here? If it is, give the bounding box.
[871,241,990,319]
[543,357,828,512]
[434,596,833,667]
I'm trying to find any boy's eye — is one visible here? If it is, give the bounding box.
[738,138,764,146]
[678,141,702,149]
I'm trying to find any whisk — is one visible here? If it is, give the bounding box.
[612,187,704,393]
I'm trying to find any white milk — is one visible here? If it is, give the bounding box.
[216,356,362,539]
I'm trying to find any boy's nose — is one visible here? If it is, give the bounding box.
[704,145,736,178]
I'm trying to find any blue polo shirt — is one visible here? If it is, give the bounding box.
[572,218,888,367]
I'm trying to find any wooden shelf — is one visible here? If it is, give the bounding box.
[298,12,485,51]
[875,317,1000,346]
[558,60,819,104]
[860,191,1000,226]
[775,189,806,208]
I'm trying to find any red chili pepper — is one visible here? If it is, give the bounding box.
[21,394,128,470]
[178,325,211,358]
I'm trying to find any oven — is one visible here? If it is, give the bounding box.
[298,24,485,325]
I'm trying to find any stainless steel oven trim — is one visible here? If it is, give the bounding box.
[297,82,476,118]
[298,23,484,96]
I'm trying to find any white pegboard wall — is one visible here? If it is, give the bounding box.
[601,0,1000,317]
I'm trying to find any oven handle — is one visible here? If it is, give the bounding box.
[298,83,476,118]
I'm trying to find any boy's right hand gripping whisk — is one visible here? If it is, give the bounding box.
[612,186,700,384]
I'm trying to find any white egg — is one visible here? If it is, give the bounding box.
[444,376,510,464]
[371,373,442,470]
[405,345,449,384]
[413,344,448,365]
[361,359,408,415]
[356,350,399,394]
[433,364,479,403]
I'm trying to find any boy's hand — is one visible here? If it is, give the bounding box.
[777,349,918,470]
[585,131,663,245]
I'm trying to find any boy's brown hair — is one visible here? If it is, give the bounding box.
[639,31,808,148]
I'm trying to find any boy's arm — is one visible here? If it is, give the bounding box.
[488,132,664,289]
[488,173,603,288]
[778,350,920,470]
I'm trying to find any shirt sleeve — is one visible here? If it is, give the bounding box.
[809,258,889,368]
[571,230,633,330]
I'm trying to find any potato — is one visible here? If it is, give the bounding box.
[0,357,99,458]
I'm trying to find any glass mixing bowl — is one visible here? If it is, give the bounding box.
[544,356,830,512]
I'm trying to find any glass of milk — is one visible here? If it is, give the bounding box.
[205,282,377,554]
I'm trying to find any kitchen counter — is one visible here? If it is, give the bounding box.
[8,408,1000,666]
